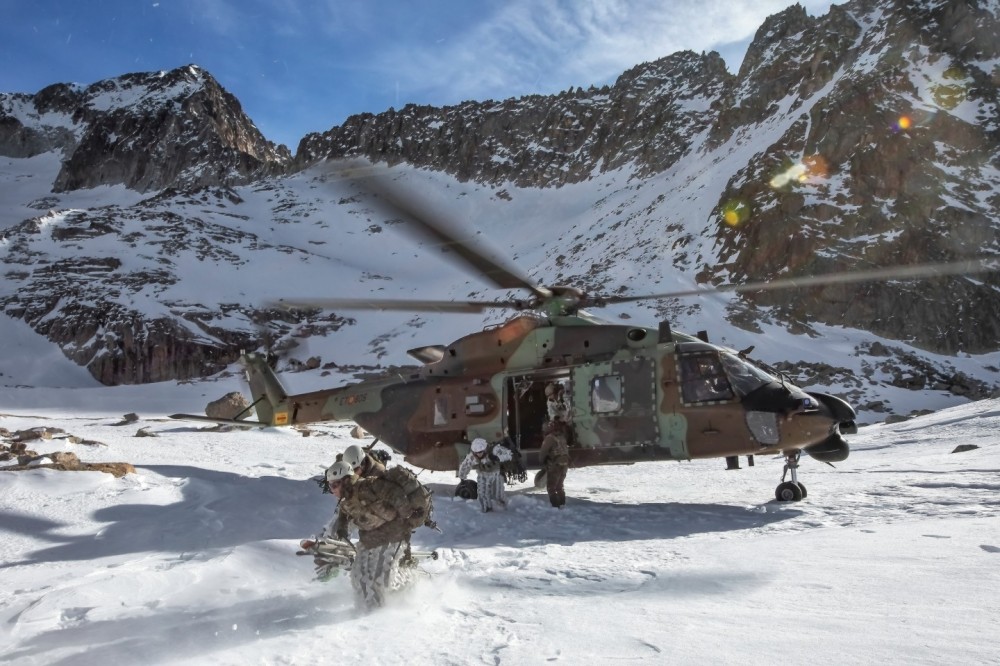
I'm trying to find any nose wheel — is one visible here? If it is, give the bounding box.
[775,450,807,501]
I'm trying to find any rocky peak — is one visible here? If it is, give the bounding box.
[706,0,1000,354]
[0,65,291,192]
[295,50,730,186]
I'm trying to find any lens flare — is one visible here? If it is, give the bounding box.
[769,154,828,189]
[896,115,912,130]
[721,199,750,227]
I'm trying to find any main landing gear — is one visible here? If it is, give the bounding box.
[775,449,808,502]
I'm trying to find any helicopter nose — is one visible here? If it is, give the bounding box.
[804,428,850,462]
[807,392,858,434]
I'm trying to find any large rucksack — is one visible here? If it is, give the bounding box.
[383,465,434,531]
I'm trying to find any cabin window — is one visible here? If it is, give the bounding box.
[679,353,735,403]
[591,374,622,413]
[433,396,449,425]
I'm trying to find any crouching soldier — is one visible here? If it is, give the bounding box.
[458,437,513,513]
[323,460,434,611]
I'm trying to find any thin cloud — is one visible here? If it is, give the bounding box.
[375,0,838,105]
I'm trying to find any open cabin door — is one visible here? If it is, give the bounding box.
[504,371,572,452]
[571,356,659,448]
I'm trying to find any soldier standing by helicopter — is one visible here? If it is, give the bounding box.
[545,382,571,424]
[458,437,513,512]
[538,419,570,508]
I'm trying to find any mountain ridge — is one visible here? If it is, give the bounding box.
[0,0,998,422]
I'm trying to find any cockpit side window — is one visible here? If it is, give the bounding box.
[679,353,735,403]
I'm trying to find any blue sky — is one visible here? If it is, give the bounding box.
[2,0,839,150]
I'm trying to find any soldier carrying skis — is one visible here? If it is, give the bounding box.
[302,459,435,612]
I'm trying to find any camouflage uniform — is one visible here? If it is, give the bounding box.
[325,452,387,541]
[539,426,570,508]
[547,395,571,423]
[458,442,513,512]
[336,474,416,610]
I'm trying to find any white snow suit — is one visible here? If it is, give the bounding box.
[458,442,513,512]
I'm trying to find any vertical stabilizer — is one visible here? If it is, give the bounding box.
[241,352,289,425]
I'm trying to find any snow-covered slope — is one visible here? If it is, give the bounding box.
[1,395,997,664]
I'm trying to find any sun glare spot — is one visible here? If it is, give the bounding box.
[769,154,829,189]
[897,115,912,130]
[721,199,750,227]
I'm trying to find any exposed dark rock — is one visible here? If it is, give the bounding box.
[295,50,731,187]
[206,392,251,420]
[951,444,979,453]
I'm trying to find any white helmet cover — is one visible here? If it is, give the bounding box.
[471,438,488,453]
[325,461,355,485]
[343,444,366,468]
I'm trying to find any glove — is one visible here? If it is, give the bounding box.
[314,560,341,581]
[489,453,499,462]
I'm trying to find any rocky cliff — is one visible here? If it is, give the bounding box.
[295,0,1000,356]
[296,50,732,186]
[0,65,290,192]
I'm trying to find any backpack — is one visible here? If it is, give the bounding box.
[494,439,528,484]
[382,465,434,531]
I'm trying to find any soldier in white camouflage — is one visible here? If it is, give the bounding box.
[458,437,513,512]
[545,382,571,424]
[324,461,424,611]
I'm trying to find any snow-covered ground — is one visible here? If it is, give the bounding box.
[2,384,998,665]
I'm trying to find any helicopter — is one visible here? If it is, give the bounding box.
[169,167,994,503]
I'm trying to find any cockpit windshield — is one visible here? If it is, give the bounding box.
[719,351,778,397]
[678,352,735,403]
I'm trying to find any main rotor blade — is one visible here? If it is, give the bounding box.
[333,161,548,299]
[269,297,526,314]
[597,257,999,305]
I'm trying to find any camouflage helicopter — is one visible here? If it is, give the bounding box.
[170,172,992,503]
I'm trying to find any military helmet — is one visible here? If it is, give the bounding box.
[325,461,355,485]
[342,444,365,468]
[471,438,488,453]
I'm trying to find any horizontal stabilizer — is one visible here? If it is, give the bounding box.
[168,414,268,428]
[407,344,446,364]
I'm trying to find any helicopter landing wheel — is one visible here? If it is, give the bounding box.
[775,481,803,502]
[775,449,806,502]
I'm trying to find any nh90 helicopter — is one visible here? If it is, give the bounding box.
[170,169,993,502]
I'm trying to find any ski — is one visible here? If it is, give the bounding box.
[297,537,438,581]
